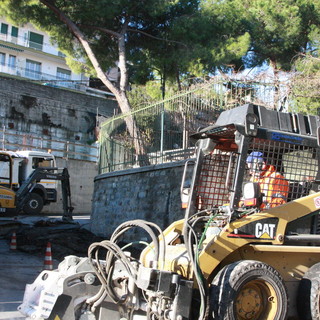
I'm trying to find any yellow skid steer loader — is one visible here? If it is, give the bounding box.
[18,104,320,319]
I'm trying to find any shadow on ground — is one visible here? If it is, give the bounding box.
[2,219,105,261]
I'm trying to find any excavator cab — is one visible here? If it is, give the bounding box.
[0,150,72,217]
[0,152,13,188]
[0,152,17,212]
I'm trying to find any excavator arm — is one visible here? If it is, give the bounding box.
[15,167,73,220]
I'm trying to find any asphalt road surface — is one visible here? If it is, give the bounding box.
[0,238,45,320]
[0,214,91,320]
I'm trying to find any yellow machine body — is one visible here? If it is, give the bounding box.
[0,186,16,211]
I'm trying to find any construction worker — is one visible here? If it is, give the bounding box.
[246,151,289,209]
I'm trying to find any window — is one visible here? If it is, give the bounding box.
[26,59,41,79]
[32,157,54,169]
[57,67,71,87]
[10,26,18,44]
[0,23,8,35]
[28,31,43,50]
[0,52,5,66]
[57,67,71,80]
[0,154,11,186]
[11,26,18,37]
[8,55,16,68]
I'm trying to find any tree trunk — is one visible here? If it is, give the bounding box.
[40,0,150,167]
[176,70,182,92]
[118,92,150,165]
[270,59,280,111]
[117,23,150,166]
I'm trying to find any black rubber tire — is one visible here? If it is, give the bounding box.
[23,193,44,214]
[297,262,320,320]
[210,260,288,320]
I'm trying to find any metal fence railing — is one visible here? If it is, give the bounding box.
[99,77,291,173]
[0,128,98,162]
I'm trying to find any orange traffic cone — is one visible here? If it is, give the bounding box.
[10,231,17,250]
[43,242,53,270]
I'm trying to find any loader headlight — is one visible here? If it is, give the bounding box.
[181,187,190,209]
[242,182,262,207]
[243,182,256,199]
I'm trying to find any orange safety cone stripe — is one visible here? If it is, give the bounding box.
[43,242,53,270]
[10,231,17,250]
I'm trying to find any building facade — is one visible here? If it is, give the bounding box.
[0,17,89,91]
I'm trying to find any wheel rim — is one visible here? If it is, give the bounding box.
[29,199,39,209]
[235,280,278,320]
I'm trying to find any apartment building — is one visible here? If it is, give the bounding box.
[0,17,89,91]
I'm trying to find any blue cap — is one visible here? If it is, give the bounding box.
[246,151,264,163]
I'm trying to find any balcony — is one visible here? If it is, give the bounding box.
[0,63,114,99]
[0,32,63,57]
[0,30,115,99]
[0,62,81,87]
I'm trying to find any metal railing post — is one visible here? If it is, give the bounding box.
[160,103,165,161]
[66,141,69,160]
[2,125,5,150]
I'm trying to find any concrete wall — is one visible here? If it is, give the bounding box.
[42,157,98,215]
[0,76,117,215]
[90,160,194,238]
[0,75,117,143]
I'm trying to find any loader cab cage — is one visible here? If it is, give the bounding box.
[193,135,319,213]
[190,104,320,213]
[247,139,319,202]
[196,150,237,210]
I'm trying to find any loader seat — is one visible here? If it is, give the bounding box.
[287,181,312,202]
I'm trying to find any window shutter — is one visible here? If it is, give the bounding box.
[29,32,43,44]
[11,26,18,37]
[29,32,44,50]
[1,23,8,35]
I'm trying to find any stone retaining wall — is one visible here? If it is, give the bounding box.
[90,160,194,238]
[0,75,117,143]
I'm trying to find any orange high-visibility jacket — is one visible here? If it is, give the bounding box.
[252,165,289,209]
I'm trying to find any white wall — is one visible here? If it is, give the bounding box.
[43,157,98,215]
[0,17,86,83]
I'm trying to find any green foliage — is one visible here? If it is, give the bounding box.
[291,56,320,115]
[127,84,159,109]
[1,0,177,76]
[1,0,252,95]
[139,0,251,82]
[212,33,251,68]
[226,0,320,71]
[3,0,319,101]
[289,9,320,115]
